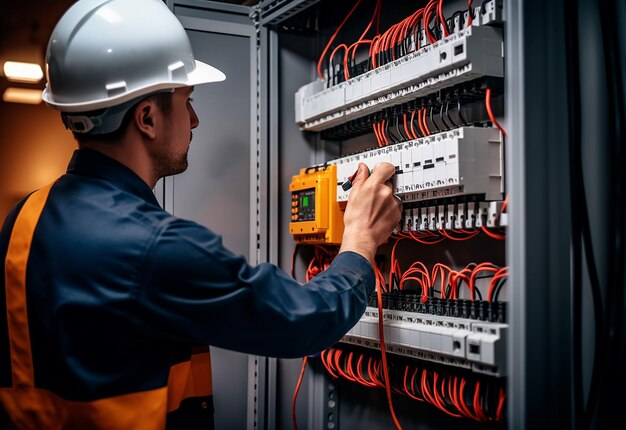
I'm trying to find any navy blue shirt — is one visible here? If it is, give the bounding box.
[0,149,374,400]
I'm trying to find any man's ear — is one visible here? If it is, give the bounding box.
[133,99,158,140]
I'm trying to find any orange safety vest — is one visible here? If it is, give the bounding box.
[0,184,213,429]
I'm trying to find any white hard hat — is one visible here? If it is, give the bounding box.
[42,0,225,114]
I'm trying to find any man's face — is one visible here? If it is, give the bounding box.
[154,86,199,178]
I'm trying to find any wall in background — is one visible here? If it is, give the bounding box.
[0,0,77,222]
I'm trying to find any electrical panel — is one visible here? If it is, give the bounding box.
[282,0,508,428]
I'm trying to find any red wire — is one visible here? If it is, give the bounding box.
[409,110,419,139]
[423,108,432,135]
[445,375,465,417]
[408,10,425,51]
[466,0,474,27]
[345,352,363,384]
[373,122,382,147]
[374,267,403,429]
[346,352,369,387]
[420,369,437,406]
[439,228,479,241]
[468,262,499,301]
[451,376,469,418]
[388,237,404,288]
[403,366,425,402]
[473,381,487,422]
[316,0,364,79]
[417,109,428,137]
[329,43,349,78]
[459,378,481,421]
[381,119,389,146]
[501,194,509,212]
[423,0,438,44]
[357,0,381,42]
[370,35,382,68]
[437,0,449,38]
[388,23,402,61]
[431,263,452,299]
[321,349,339,379]
[496,387,506,422]
[292,356,308,430]
[487,267,508,302]
[409,231,444,245]
[433,372,463,418]
[481,226,506,240]
[345,40,373,80]
[403,113,411,140]
[334,349,356,382]
[355,354,377,387]
[485,87,508,137]
[367,356,384,387]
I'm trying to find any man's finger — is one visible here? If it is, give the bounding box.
[349,162,371,189]
[369,162,396,184]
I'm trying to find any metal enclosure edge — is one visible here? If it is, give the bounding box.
[506,0,573,428]
[168,2,265,430]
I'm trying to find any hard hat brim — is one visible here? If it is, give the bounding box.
[43,60,226,113]
[189,60,226,85]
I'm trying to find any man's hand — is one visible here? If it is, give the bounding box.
[339,162,403,265]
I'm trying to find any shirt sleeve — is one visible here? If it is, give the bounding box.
[138,218,375,358]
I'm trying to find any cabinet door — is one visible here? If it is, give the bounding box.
[161,2,258,430]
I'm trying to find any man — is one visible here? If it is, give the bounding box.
[0,0,402,429]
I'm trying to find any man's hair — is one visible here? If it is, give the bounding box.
[72,92,173,144]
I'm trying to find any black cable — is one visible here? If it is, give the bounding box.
[385,118,401,144]
[445,98,459,128]
[410,110,423,138]
[439,102,451,130]
[597,0,626,427]
[492,277,507,302]
[564,1,605,429]
[395,115,409,142]
[563,2,584,427]
[457,97,469,126]
[428,106,440,133]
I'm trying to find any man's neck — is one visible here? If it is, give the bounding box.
[77,139,158,188]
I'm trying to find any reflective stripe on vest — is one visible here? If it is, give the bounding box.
[2,183,213,429]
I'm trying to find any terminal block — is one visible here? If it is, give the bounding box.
[342,307,508,376]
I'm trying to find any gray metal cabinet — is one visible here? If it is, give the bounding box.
[157,0,625,429]
[160,2,258,430]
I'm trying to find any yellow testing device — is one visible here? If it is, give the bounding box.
[289,164,344,244]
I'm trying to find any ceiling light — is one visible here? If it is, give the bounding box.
[3,61,44,83]
[2,88,43,105]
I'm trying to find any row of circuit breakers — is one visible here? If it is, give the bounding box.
[289,0,507,377]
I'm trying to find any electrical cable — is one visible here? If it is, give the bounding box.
[437,0,450,38]
[596,0,626,427]
[374,267,403,429]
[485,87,507,137]
[317,0,364,80]
[291,356,308,430]
[564,1,605,428]
[457,96,469,126]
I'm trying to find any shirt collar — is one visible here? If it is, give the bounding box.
[66,149,161,207]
